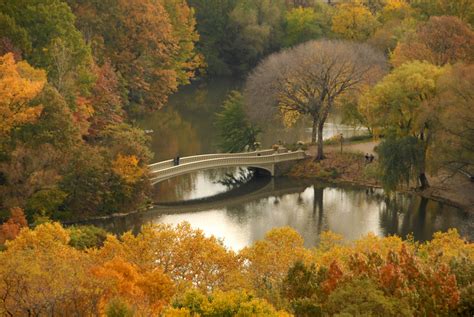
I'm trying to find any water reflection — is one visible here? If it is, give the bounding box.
[116,79,474,250]
[85,173,473,250]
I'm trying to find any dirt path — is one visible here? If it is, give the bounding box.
[306,140,379,157]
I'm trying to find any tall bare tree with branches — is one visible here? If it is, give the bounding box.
[244,39,386,159]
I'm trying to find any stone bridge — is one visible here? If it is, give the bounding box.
[148,149,307,184]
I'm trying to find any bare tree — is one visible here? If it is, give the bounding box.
[244,39,386,159]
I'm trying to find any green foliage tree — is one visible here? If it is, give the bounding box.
[409,0,474,26]
[215,91,260,153]
[282,261,324,316]
[283,7,324,47]
[325,278,412,316]
[59,145,150,218]
[68,225,108,250]
[25,187,67,222]
[106,298,135,317]
[376,136,425,191]
[172,289,283,316]
[17,84,81,150]
[361,61,446,189]
[187,0,237,76]
[0,12,31,57]
[227,0,286,74]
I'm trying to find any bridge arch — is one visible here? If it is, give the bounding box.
[150,163,274,185]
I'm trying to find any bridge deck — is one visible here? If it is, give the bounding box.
[148,150,306,184]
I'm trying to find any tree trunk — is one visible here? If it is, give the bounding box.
[313,186,324,232]
[419,171,429,190]
[311,116,317,144]
[316,121,324,160]
[418,130,430,190]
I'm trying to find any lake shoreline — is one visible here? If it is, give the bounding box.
[289,153,473,213]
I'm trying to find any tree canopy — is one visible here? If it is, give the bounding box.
[245,39,387,159]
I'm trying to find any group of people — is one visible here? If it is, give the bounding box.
[365,153,375,164]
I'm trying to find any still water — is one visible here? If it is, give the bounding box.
[92,78,473,250]
[88,170,472,250]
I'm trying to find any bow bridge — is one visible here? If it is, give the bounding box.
[148,149,307,184]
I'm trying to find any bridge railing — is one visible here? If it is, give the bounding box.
[148,149,277,171]
[149,150,306,183]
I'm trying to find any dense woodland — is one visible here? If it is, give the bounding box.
[1,220,473,316]
[0,0,473,315]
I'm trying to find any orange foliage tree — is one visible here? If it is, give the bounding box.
[97,222,244,292]
[0,53,45,138]
[392,16,474,66]
[68,0,201,113]
[92,258,175,315]
[0,207,27,244]
[0,222,471,316]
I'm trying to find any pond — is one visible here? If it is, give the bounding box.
[88,78,473,250]
[86,170,472,250]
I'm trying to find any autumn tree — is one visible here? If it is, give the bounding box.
[68,0,201,114]
[239,227,311,304]
[361,61,446,189]
[87,61,125,138]
[92,258,175,315]
[171,289,287,316]
[0,223,101,316]
[0,207,27,245]
[431,64,474,175]
[331,2,379,41]
[0,0,93,97]
[98,222,244,292]
[391,16,474,66]
[0,53,45,140]
[18,84,81,150]
[367,0,417,54]
[244,40,386,160]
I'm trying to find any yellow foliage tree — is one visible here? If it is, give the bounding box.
[0,223,100,316]
[239,227,312,304]
[112,154,146,184]
[97,222,245,292]
[0,53,46,138]
[332,3,379,41]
